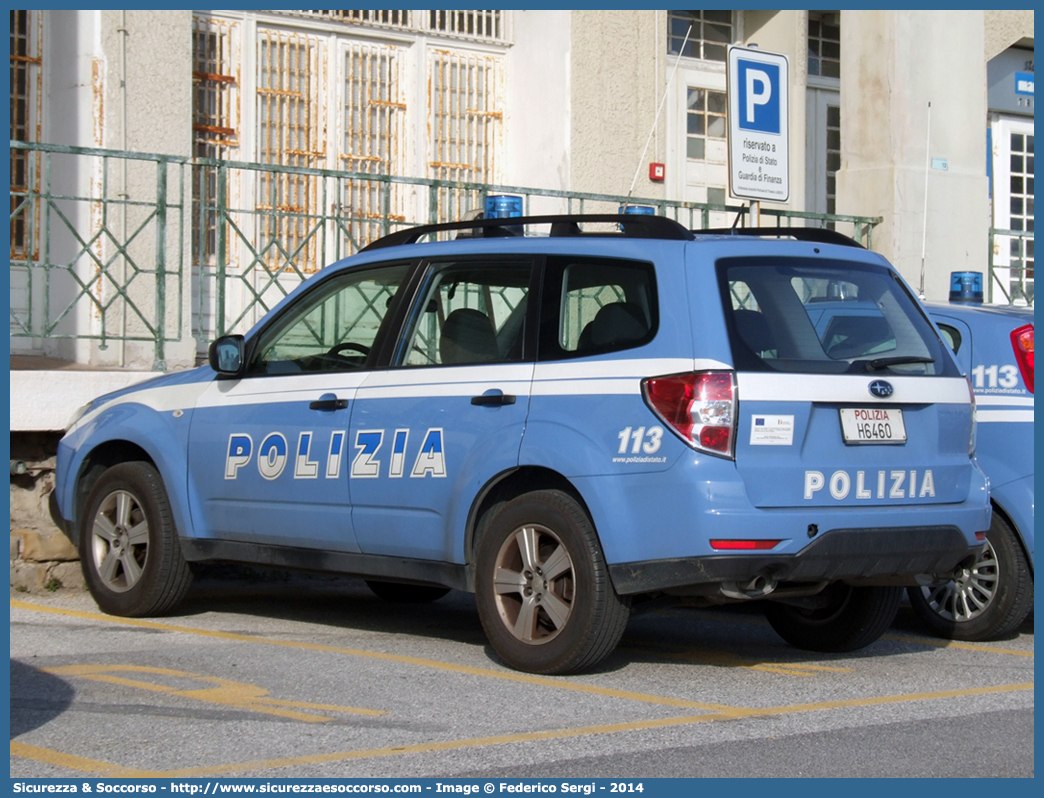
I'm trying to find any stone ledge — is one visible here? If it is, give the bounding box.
[10,560,84,593]
[11,528,79,562]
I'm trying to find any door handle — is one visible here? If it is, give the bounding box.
[309,397,349,411]
[471,391,516,407]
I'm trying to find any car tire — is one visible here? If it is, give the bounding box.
[474,490,631,674]
[907,512,1033,641]
[79,461,193,617]
[365,581,451,603]
[763,583,902,653]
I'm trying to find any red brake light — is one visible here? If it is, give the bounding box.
[1010,324,1034,393]
[710,539,781,550]
[642,371,736,458]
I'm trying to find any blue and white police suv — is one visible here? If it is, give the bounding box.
[907,287,1034,641]
[56,214,991,674]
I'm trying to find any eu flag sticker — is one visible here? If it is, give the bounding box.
[750,415,794,445]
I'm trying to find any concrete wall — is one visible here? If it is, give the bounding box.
[26,11,104,364]
[836,10,989,301]
[100,10,192,158]
[504,10,571,197]
[97,10,196,371]
[984,10,1034,60]
[19,11,197,370]
[569,10,664,199]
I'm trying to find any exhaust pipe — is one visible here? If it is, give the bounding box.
[719,575,778,600]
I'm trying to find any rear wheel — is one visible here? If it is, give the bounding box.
[365,581,450,603]
[907,513,1032,641]
[475,490,630,674]
[764,583,902,652]
[79,462,193,617]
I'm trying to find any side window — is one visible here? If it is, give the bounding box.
[396,260,533,367]
[936,323,962,354]
[541,257,657,360]
[250,263,411,375]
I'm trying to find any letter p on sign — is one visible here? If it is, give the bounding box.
[737,60,780,134]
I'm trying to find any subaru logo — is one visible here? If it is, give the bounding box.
[868,380,894,399]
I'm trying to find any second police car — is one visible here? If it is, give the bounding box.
[909,283,1033,641]
[55,214,991,674]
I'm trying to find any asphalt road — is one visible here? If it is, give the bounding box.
[9,570,1034,779]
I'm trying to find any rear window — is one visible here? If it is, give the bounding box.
[718,258,957,376]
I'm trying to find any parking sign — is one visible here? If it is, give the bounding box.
[728,45,789,202]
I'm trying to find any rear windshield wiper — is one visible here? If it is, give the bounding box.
[863,355,936,371]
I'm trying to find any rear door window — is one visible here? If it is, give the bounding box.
[540,257,658,360]
[718,258,957,376]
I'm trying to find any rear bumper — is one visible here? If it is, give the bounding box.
[609,525,984,595]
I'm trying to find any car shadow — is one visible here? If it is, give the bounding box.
[169,564,490,649]
[105,565,1032,675]
[10,659,76,737]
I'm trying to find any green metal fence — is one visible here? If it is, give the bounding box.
[987,227,1034,306]
[9,142,185,369]
[10,140,894,370]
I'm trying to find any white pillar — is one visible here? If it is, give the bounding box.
[836,10,989,301]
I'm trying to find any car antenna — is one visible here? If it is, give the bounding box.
[918,101,931,300]
[623,22,693,211]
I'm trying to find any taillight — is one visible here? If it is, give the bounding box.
[1010,324,1034,393]
[642,371,737,458]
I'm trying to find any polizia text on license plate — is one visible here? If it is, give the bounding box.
[839,407,907,444]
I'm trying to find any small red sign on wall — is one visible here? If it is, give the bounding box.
[649,162,665,181]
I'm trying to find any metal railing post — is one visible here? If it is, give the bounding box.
[988,228,996,304]
[216,164,227,337]
[153,159,167,371]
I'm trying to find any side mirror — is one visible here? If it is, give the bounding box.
[208,334,245,376]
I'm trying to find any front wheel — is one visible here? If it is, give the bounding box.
[907,513,1033,641]
[764,583,902,652]
[79,462,193,617]
[475,490,630,674]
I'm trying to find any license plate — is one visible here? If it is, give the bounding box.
[839,407,907,444]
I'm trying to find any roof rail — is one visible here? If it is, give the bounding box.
[693,226,864,249]
[360,214,695,252]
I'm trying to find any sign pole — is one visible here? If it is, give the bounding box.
[750,200,760,227]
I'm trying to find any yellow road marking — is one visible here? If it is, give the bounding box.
[621,641,854,677]
[10,600,737,713]
[44,664,384,722]
[10,682,1032,778]
[881,633,1035,658]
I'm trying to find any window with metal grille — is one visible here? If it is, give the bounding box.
[668,11,733,62]
[257,28,326,274]
[1009,132,1034,282]
[428,49,504,222]
[808,12,840,79]
[10,9,41,260]
[341,42,408,249]
[302,10,412,28]
[428,10,502,41]
[192,17,239,263]
[825,103,841,219]
[274,10,505,42]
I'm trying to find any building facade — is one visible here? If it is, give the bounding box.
[9,8,1035,384]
